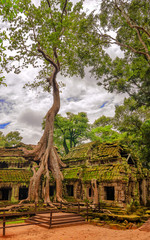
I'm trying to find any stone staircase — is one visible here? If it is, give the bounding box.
[25,212,86,229]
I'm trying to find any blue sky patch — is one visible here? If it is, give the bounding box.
[99,101,108,109]
[0,122,11,129]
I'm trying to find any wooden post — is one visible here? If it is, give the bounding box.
[86,203,88,222]
[78,202,80,214]
[49,211,52,228]
[3,213,5,236]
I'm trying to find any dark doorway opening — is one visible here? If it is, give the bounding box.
[66,185,74,196]
[0,162,8,168]
[89,188,92,197]
[50,186,55,196]
[104,186,115,200]
[19,187,28,200]
[0,188,11,200]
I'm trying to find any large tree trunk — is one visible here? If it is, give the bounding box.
[23,68,66,205]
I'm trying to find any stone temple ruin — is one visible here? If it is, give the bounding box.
[0,141,149,206]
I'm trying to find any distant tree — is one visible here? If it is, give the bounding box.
[0,131,22,147]
[5,131,23,147]
[89,125,120,143]
[0,131,6,147]
[90,98,150,168]
[93,115,113,127]
[89,115,120,143]
[113,98,150,168]
[54,112,89,154]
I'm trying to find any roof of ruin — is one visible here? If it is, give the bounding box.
[0,143,148,184]
[62,141,148,182]
[62,141,133,163]
[0,169,32,182]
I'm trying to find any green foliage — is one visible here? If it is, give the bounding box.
[96,0,150,106]
[90,98,150,168]
[93,115,113,127]
[113,98,150,168]
[89,125,120,143]
[0,0,23,85]
[0,0,102,90]
[43,112,89,154]
[0,131,23,147]
[0,131,6,147]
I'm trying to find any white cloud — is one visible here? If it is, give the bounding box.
[1,66,126,144]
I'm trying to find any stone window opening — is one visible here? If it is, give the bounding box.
[0,162,8,168]
[89,188,92,197]
[104,186,115,201]
[0,188,12,200]
[66,185,74,196]
[49,186,55,196]
[19,187,28,200]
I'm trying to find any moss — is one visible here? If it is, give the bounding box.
[62,160,140,182]
[62,142,128,165]
[0,169,32,182]
[63,167,81,179]
[145,210,150,215]
[88,212,141,222]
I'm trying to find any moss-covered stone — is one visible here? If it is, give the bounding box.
[0,170,32,182]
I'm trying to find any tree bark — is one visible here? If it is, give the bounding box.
[22,68,66,205]
[63,136,69,154]
[91,179,99,205]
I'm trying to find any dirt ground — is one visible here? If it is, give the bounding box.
[1,223,150,240]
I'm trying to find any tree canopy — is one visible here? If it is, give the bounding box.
[93,0,150,106]
[0,131,23,147]
[54,112,89,154]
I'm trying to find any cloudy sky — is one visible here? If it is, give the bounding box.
[0,0,126,144]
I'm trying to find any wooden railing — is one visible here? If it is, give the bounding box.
[0,202,101,236]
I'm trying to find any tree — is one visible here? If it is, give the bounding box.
[0,0,100,204]
[0,131,6,147]
[93,0,150,106]
[93,115,112,127]
[89,115,120,143]
[113,98,150,167]
[0,0,23,85]
[90,99,150,168]
[5,131,23,147]
[89,125,121,143]
[53,112,89,154]
[0,131,23,147]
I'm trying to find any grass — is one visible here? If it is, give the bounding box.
[6,219,25,225]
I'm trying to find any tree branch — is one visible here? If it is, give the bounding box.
[114,0,150,61]
[37,43,58,70]
[53,47,60,70]
[102,34,150,60]
[61,0,68,23]
[46,0,56,32]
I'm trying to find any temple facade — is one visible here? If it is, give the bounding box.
[0,142,149,206]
